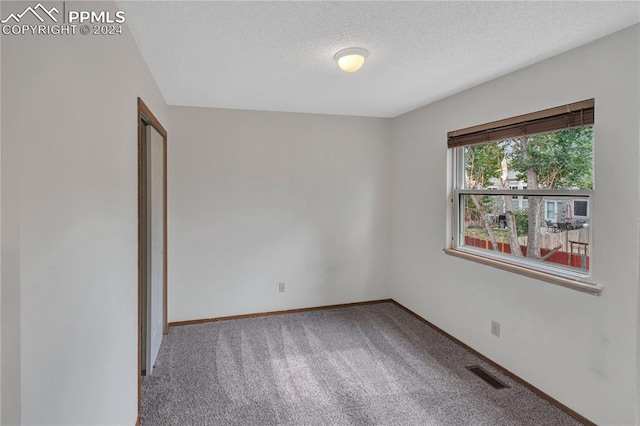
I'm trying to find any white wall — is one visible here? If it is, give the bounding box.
[1,1,168,424]
[390,25,640,425]
[0,25,19,422]
[0,20,3,423]
[0,86,20,425]
[168,107,391,322]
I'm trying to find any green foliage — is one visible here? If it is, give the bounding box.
[464,196,479,221]
[464,127,593,190]
[514,208,529,236]
[464,194,496,223]
[464,142,503,188]
[510,127,593,189]
[481,194,495,213]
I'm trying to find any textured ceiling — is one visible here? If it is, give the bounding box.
[118,1,640,118]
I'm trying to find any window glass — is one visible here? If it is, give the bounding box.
[574,200,588,217]
[458,127,593,276]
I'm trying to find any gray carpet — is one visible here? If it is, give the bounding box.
[142,302,582,425]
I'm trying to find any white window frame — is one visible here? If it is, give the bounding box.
[446,147,600,295]
[544,200,558,222]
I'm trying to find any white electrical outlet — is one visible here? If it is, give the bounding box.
[491,320,500,337]
[278,282,286,293]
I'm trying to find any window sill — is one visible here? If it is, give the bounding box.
[443,248,602,296]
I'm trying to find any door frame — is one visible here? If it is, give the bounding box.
[137,98,168,424]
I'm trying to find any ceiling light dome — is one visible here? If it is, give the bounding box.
[334,47,369,73]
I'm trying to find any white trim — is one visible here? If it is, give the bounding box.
[545,199,558,222]
[457,189,592,197]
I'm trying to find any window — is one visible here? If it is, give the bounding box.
[574,200,588,217]
[510,186,519,200]
[545,200,558,222]
[446,99,600,294]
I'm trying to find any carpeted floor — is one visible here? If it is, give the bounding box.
[142,302,582,425]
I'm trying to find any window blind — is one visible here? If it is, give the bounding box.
[447,99,594,148]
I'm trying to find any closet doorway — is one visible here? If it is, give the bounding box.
[137,98,168,421]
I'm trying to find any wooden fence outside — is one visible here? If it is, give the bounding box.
[464,235,590,270]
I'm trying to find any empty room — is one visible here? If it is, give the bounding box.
[2,1,640,425]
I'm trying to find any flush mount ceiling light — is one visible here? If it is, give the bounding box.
[334,47,369,73]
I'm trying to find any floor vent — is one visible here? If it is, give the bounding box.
[466,365,510,389]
